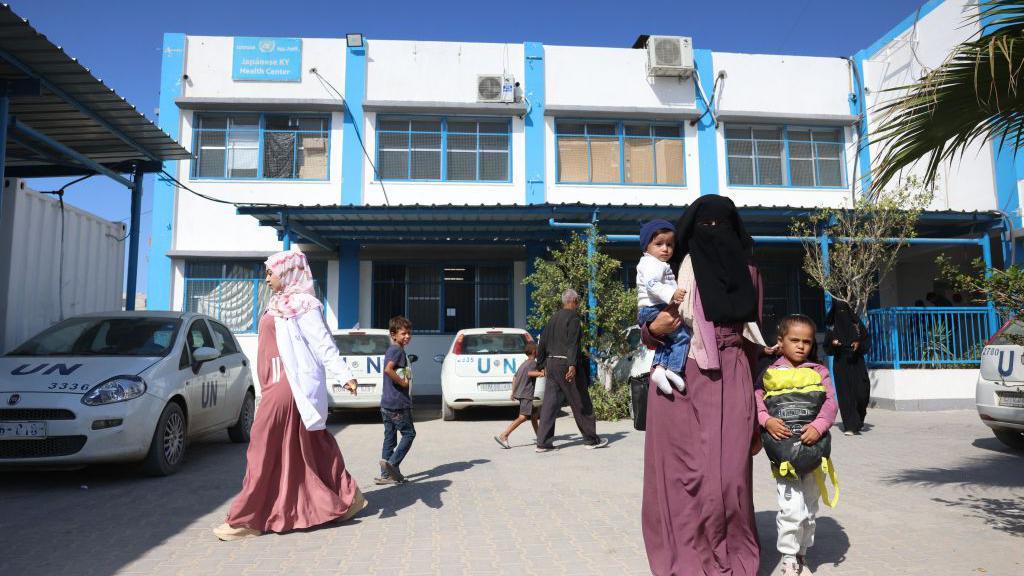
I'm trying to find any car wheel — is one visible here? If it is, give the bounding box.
[228,389,256,443]
[993,428,1024,451]
[143,402,187,476]
[442,400,456,421]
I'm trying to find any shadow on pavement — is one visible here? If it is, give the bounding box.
[885,449,1024,489]
[0,434,247,576]
[755,512,849,576]
[361,459,490,518]
[549,430,629,449]
[971,435,1023,455]
[933,495,1024,537]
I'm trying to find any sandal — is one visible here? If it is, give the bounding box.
[493,435,511,449]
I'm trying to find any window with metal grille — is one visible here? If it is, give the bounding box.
[371,264,512,333]
[183,260,326,333]
[376,116,511,182]
[191,113,330,180]
[556,120,685,185]
[725,125,845,188]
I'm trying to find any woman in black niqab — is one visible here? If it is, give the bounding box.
[825,300,871,435]
[671,195,758,325]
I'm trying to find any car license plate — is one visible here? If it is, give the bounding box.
[0,421,47,439]
[479,382,512,392]
[997,391,1024,408]
[357,384,375,390]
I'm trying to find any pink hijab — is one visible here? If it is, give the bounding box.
[264,250,322,319]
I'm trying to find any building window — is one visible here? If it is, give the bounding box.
[556,120,685,185]
[725,125,845,188]
[376,117,511,182]
[372,264,512,333]
[183,260,326,333]
[191,113,330,180]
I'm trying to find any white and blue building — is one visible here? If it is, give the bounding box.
[147,0,1019,407]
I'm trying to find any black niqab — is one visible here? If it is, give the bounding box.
[672,196,758,324]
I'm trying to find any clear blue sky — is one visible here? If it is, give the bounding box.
[16,0,928,294]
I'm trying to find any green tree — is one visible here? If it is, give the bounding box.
[792,177,932,316]
[524,228,637,372]
[872,1,1024,191]
[937,255,1024,320]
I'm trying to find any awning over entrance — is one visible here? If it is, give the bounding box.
[235,202,1004,250]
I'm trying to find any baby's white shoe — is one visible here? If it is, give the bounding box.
[665,370,686,393]
[650,366,673,394]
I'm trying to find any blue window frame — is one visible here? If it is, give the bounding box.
[191,113,330,180]
[375,116,512,182]
[555,120,685,186]
[371,263,513,333]
[725,125,846,188]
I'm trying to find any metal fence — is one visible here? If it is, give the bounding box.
[865,307,996,369]
[183,278,322,333]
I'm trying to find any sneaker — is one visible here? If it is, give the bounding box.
[535,445,553,453]
[843,430,855,436]
[779,560,800,576]
[213,523,261,541]
[384,460,406,483]
[374,475,397,485]
[586,438,609,450]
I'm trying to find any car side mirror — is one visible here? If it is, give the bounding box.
[433,353,446,363]
[408,354,419,364]
[191,346,220,374]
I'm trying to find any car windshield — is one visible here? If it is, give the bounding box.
[8,317,181,357]
[462,333,527,355]
[333,334,391,355]
[992,320,1024,346]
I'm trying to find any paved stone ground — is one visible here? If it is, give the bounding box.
[1,406,1023,576]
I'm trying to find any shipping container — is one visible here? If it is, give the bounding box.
[0,178,126,352]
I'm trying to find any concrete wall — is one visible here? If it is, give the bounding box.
[870,368,978,410]
[862,0,997,211]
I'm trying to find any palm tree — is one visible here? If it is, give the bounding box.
[871,1,1024,192]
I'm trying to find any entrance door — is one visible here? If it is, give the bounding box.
[444,265,476,333]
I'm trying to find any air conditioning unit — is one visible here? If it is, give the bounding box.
[477,74,516,103]
[646,36,694,78]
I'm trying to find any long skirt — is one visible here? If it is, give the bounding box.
[225,372,360,533]
[832,350,870,433]
[642,326,760,576]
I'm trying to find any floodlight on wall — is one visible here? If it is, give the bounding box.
[346,33,364,48]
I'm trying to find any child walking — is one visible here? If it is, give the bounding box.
[635,219,691,394]
[494,341,543,449]
[757,315,839,576]
[376,315,415,485]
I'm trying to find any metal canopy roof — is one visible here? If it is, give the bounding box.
[0,4,189,178]
[236,202,1002,250]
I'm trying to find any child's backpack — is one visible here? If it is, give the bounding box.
[759,366,839,507]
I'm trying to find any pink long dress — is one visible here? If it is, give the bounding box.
[225,313,360,533]
[642,264,762,576]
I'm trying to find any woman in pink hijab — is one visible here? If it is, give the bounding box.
[214,250,366,541]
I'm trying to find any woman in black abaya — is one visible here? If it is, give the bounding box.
[825,300,871,435]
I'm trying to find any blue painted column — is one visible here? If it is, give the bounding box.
[0,94,8,221]
[126,164,144,310]
[524,42,545,204]
[146,33,185,311]
[693,49,719,196]
[341,42,367,205]
[525,240,545,324]
[338,240,360,329]
[981,237,1000,335]
[849,50,872,197]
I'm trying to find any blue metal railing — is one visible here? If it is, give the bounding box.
[183,278,322,333]
[865,307,996,369]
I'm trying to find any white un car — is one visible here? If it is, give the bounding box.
[328,328,416,410]
[437,328,544,421]
[977,319,1024,450]
[0,312,255,475]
